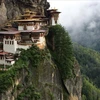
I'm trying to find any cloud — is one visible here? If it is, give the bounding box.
[87,21,96,29]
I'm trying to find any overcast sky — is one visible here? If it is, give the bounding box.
[47,0,100,27]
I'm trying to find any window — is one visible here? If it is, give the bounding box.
[10,41,12,45]
[1,56,4,60]
[7,61,10,63]
[7,41,9,44]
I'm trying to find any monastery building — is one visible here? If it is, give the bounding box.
[0,8,61,66]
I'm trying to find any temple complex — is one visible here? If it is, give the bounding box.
[0,8,61,66]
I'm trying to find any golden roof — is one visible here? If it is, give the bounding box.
[14,9,48,22]
[20,10,38,19]
[25,9,31,13]
[14,19,44,22]
[30,11,37,15]
[5,22,12,27]
[6,24,12,27]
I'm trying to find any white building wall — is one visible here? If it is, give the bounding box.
[36,25,40,30]
[27,26,34,30]
[18,44,30,50]
[0,57,15,66]
[3,38,18,54]
[57,18,60,24]
[52,17,55,25]
[18,26,24,30]
[5,61,15,66]
[39,37,45,43]
[0,59,5,65]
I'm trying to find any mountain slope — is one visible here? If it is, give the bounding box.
[73,43,100,100]
[74,43,100,88]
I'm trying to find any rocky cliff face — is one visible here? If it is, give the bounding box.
[0,1,7,27]
[5,0,50,19]
[0,54,82,100]
[64,60,82,100]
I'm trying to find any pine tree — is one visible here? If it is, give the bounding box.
[49,25,74,79]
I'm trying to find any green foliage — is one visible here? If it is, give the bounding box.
[0,45,44,93]
[49,25,74,79]
[0,59,26,93]
[74,43,100,88]
[82,77,100,100]
[73,43,100,100]
[48,89,54,100]
[20,45,42,67]
[16,85,41,100]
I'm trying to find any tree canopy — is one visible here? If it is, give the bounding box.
[73,43,100,100]
[49,25,74,79]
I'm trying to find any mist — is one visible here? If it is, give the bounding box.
[48,0,100,51]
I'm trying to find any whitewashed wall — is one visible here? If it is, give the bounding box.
[52,17,55,25]
[18,44,30,50]
[5,60,15,66]
[0,59,5,65]
[18,26,24,30]
[27,26,34,30]
[3,38,18,54]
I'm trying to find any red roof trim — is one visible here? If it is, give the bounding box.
[19,30,46,33]
[0,31,20,34]
[0,52,9,55]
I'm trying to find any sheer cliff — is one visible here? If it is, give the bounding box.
[0,47,82,100]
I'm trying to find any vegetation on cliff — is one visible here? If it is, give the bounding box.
[16,85,41,100]
[48,25,74,80]
[0,45,44,93]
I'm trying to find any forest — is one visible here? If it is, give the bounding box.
[73,43,100,100]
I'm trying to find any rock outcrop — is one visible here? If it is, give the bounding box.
[64,60,82,100]
[5,0,49,19]
[0,1,7,27]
